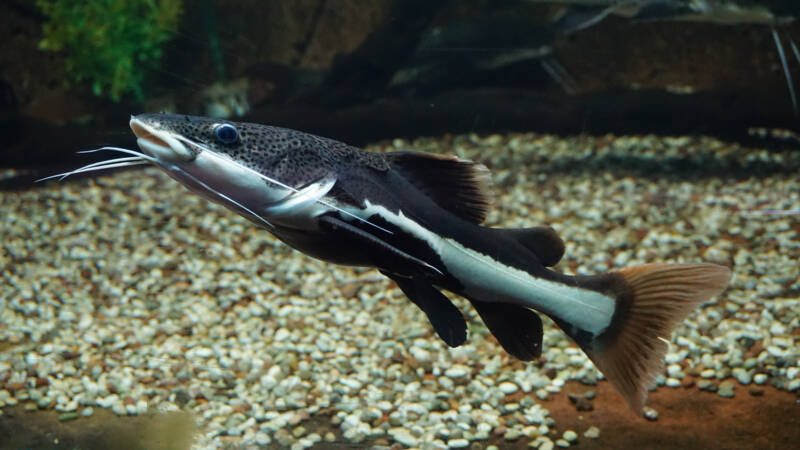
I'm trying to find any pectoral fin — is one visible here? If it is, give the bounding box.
[469,299,543,360]
[382,271,467,347]
[262,176,337,219]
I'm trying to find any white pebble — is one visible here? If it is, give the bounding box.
[444,365,470,379]
[389,428,418,447]
[447,438,470,448]
[274,328,291,341]
[499,381,519,395]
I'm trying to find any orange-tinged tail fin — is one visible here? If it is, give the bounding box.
[581,263,731,414]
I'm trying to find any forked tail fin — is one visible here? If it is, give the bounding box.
[574,263,731,415]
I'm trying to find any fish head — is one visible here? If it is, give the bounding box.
[129,113,327,227]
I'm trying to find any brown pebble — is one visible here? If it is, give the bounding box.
[232,403,250,414]
[60,351,79,360]
[288,410,310,425]
[35,377,49,387]
[4,382,24,392]
[568,393,594,411]
[494,425,508,436]
[339,282,360,298]
[749,387,765,397]
[682,378,696,388]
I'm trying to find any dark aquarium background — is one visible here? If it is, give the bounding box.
[2,0,800,174]
[1,1,799,450]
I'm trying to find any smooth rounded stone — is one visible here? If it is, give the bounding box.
[342,427,366,443]
[410,345,432,363]
[732,368,752,385]
[643,407,659,421]
[535,389,549,400]
[254,432,271,445]
[192,347,214,358]
[536,438,555,450]
[456,412,472,424]
[666,364,683,378]
[498,381,519,395]
[388,411,405,426]
[583,426,600,439]
[58,412,78,421]
[361,407,382,422]
[665,377,681,388]
[135,400,147,415]
[81,407,94,417]
[504,428,521,441]
[390,428,419,447]
[502,403,520,413]
[274,429,293,447]
[422,440,448,450]
[555,438,571,448]
[563,430,578,443]
[274,328,291,342]
[446,438,469,448]
[748,387,765,396]
[111,401,127,416]
[697,380,718,392]
[718,380,736,398]
[439,376,455,391]
[324,432,336,442]
[403,402,428,416]
[787,379,800,392]
[377,400,393,412]
[444,365,470,379]
[700,369,716,379]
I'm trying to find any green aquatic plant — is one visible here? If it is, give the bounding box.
[37,0,182,101]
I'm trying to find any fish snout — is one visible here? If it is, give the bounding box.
[130,115,195,163]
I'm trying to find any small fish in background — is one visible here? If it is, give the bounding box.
[45,114,731,415]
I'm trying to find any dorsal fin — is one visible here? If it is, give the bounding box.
[386,151,493,223]
[498,226,565,266]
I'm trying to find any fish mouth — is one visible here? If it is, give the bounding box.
[129,116,195,162]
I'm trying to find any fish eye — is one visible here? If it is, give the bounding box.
[215,123,239,144]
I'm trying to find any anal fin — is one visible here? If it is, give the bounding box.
[382,271,467,347]
[469,299,543,360]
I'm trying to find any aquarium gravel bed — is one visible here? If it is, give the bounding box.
[2,132,799,449]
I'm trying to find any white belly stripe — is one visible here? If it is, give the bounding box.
[358,201,615,335]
